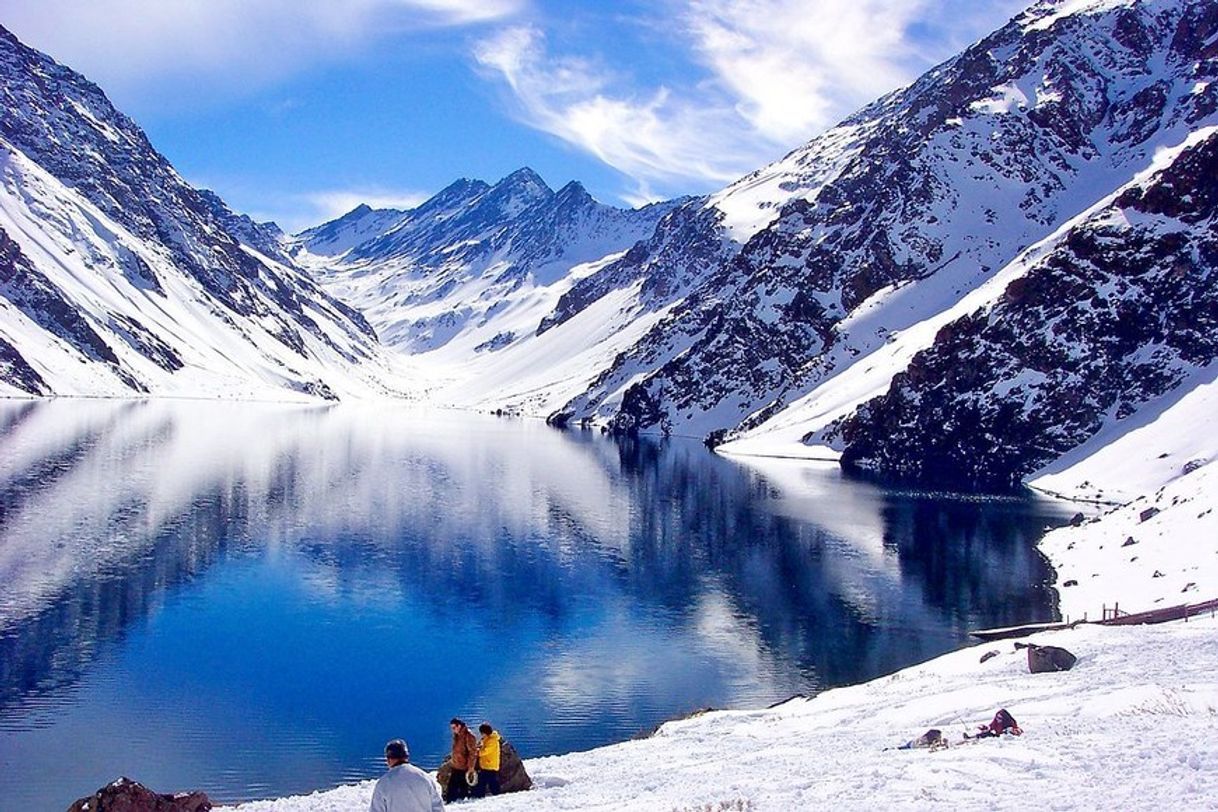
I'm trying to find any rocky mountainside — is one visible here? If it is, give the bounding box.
[837,127,1218,488]
[0,25,397,399]
[539,0,1217,451]
[298,169,683,354]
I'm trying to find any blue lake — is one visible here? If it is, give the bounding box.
[0,401,1074,809]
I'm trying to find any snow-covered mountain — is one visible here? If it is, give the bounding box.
[529,0,1218,454]
[297,169,683,356]
[0,26,402,400]
[836,127,1218,489]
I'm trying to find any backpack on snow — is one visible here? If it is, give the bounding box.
[973,708,1021,738]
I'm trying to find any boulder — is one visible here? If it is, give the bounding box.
[67,778,211,812]
[499,740,533,793]
[435,758,454,795]
[1026,644,1078,673]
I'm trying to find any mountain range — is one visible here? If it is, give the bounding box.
[1,0,1216,502]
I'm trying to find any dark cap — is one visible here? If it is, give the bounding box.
[384,739,409,761]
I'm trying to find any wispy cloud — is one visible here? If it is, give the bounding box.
[0,0,526,99]
[474,0,1027,201]
[684,0,930,143]
[230,186,432,233]
[474,25,775,204]
[304,188,432,221]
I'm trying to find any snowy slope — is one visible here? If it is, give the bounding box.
[230,617,1218,811]
[293,203,410,259]
[0,25,404,400]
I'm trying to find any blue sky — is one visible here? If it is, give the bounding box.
[2,0,1028,231]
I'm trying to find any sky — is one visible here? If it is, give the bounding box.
[0,0,1029,232]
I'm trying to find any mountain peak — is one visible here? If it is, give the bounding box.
[555,179,590,197]
[498,167,550,191]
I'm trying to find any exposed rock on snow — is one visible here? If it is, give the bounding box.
[68,777,211,812]
[1023,643,1078,672]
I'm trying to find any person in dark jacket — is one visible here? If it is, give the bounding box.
[444,718,478,803]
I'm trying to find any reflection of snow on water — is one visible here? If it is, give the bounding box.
[0,400,1072,808]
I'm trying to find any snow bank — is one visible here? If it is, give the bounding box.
[1038,459,1218,622]
[229,617,1218,811]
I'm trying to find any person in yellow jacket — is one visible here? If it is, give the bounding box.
[474,722,501,798]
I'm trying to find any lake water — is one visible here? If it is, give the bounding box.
[0,400,1074,809]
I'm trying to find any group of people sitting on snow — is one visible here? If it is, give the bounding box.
[368,718,502,811]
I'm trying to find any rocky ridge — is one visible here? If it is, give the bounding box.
[0,25,395,399]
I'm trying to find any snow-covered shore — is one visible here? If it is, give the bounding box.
[231,616,1218,811]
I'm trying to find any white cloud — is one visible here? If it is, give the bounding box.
[474,0,1028,201]
[0,0,525,100]
[304,188,432,221]
[474,25,777,204]
[232,186,432,233]
[685,0,929,143]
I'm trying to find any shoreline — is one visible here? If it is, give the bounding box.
[225,438,1218,809]
[228,615,1218,811]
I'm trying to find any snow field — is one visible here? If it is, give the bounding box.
[230,618,1218,811]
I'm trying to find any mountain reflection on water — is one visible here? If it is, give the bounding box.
[0,400,1073,807]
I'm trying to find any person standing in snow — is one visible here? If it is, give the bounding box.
[445,718,479,803]
[369,739,445,812]
[473,722,502,798]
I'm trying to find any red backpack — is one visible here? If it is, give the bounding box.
[984,708,1022,736]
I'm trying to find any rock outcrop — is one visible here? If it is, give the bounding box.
[66,778,211,812]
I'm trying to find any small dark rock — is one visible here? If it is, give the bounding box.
[1182,582,1197,592]
[1183,459,1205,475]
[1026,644,1078,674]
[1062,579,1079,587]
[1069,512,1086,526]
[1153,570,1165,578]
[67,778,211,812]
[1139,507,1161,523]
[980,650,1000,664]
[1122,536,1138,547]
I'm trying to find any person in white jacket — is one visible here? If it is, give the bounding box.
[369,739,445,812]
